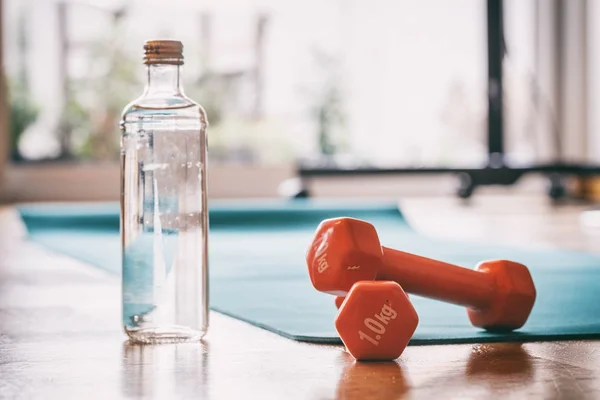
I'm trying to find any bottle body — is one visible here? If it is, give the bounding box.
[120,60,209,343]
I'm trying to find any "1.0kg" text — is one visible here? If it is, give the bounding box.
[358,301,398,346]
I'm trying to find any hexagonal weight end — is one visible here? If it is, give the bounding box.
[335,281,419,361]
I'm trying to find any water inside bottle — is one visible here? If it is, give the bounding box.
[121,104,208,343]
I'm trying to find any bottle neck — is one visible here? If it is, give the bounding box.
[144,64,183,97]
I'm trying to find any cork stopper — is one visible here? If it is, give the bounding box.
[143,40,184,65]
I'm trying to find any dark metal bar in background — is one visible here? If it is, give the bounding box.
[487,0,504,165]
[554,0,564,161]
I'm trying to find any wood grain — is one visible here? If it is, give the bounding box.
[1,195,600,399]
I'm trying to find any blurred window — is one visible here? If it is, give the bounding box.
[2,0,555,171]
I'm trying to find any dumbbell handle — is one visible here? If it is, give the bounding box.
[380,247,496,310]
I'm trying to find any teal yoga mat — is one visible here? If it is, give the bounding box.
[17,200,600,345]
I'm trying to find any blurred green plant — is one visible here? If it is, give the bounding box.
[307,49,348,160]
[187,71,224,128]
[58,6,140,161]
[78,37,140,160]
[315,82,345,157]
[8,77,39,161]
[8,4,38,161]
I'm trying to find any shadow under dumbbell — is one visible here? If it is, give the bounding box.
[466,343,534,384]
[387,343,534,399]
[335,352,409,400]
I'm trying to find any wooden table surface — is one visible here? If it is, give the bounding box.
[1,195,600,399]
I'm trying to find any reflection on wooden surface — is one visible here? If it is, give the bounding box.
[466,344,534,381]
[336,354,409,400]
[121,342,210,399]
[1,196,600,399]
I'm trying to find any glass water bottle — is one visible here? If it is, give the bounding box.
[120,40,209,343]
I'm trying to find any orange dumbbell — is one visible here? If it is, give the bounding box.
[307,217,536,331]
[335,280,418,361]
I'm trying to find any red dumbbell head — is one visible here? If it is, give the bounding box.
[468,260,536,330]
[335,281,419,361]
[306,218,383,296]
